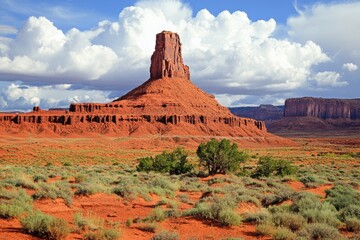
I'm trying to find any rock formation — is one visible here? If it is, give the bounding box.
[284,97,360,120]
[150,31,190,80]
[0,31,275,140]
[269,97,360,131]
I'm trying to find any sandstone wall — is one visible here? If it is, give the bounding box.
[284,97,360,120]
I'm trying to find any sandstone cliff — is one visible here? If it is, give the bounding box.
[0,31,275,141]
[284,97,360,120]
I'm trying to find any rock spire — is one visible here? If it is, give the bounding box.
[150,31,190,80]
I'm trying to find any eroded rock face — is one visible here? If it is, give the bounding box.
[284,97,360,120]
[0,31,273,139]
[150,31,190,80]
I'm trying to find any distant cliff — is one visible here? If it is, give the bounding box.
[229,105,284,122]
[284,97,360,120]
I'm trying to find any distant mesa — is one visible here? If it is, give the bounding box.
[0,31,277,141]
[231,97,360,132]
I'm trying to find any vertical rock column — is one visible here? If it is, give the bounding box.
[150,31,190,80]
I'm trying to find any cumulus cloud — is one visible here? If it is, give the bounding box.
[343,63,358,72]
[288,1,360,56]
[312,71,347,87]
[0,83,112,111]
[0,0,349,110]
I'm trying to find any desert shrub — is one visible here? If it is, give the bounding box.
[242,208,271,224]
[345,217,360,232]
[197,139,248,175]
[33,174,48,182]
[147,207,167,222]
[137,148,193,175]
[252,156,297,178]
[21,211,69,240]
[137,223,158,232]
[184,197,241,226]
[256,222,276,236]
[33,181,73,206]
[272,212,306,231]
[299,174,324,188]
[73,212,120,239]
[272,227,297,240]
[0,189,33,219]
[339,204,360,221]
[325,184,360,210]
[83,229,120,240]
[151,230,179,240]
[297,223,342,240]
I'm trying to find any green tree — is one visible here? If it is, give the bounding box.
[196,139,248,175]
[252,156,297,178]
[137,148,193,175]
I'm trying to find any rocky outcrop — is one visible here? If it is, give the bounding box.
[284,97,360,120]
[0,30,274,140]
[150,31,190,80]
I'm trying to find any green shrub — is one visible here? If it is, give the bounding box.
[272,227,296,240]
[33,174,48,182]
[252,156,296,178]
[197,139,248,175]
[137,148,193,175]
[339,204,360,221]
[242,208,271,224]
[151,230,179,240]
[0,189,33,219]
[256,222,276,236]
[345,217,360,232]
[0,204,25,219]
[83,229,120,240]
[325,184,360,210]
[184,197,241,226]
[272,212,306,231]
[297,223,342,240]
[147,207,167,222]
[21,211,69,240]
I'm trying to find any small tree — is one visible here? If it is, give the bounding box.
[196,139,248,175]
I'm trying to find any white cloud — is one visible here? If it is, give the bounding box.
[0,0,351,110]
[312,71,348,87]
[288,1,360,56]
[0,83,113,111]
[343,63,358,72]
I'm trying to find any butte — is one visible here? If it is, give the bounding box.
[0,31,286,144]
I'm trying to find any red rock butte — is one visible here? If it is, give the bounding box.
[0,31,280,140]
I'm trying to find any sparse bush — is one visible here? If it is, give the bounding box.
[21,211,69,240]
[272,227,296,240]
[242,208,271,224]
[339,204,360,221]
[197,139,248,175]
[0,204,25,219]
[272,212,306,231]
[147,207,167,222]
[252,156,296,178]
[256,222,276,236]
[325,184,360,210]
[137,223,158,232]
[297,223,342,240]
[137,148,193,175]
[33,174,48,182]
[151,230,179,240]
[345,217,360,232]
[184,197,241,226]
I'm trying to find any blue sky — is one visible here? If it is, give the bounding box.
[0,0,359,111]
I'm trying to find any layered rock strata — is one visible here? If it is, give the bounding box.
[0,31,269,137]
[284,97,360,120]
